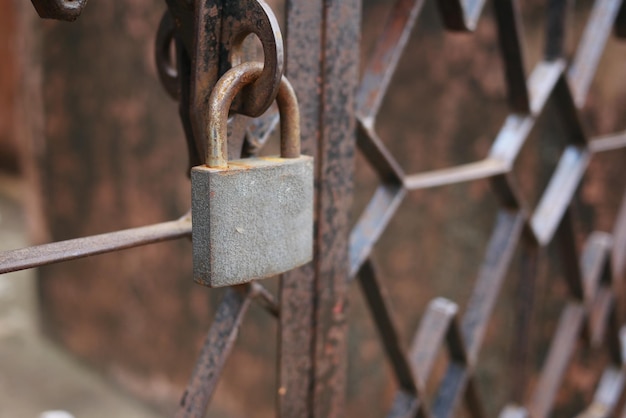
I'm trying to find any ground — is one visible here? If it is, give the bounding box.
[0,175,162,418]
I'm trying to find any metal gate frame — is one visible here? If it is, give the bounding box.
[4,0,626,417]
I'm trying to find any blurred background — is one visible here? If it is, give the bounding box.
[1,0,626,417]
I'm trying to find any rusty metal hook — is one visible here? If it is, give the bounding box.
[191,0,284,124]
[155,12,180,101]
[217,0,284,118]
[159,0,284,174]
[30,0,88,21]
[190,0,284,167]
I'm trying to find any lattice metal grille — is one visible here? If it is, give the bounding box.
[2,0,626,417]
[349,0,626,416]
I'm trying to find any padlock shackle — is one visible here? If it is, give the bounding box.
[206,62,301,168]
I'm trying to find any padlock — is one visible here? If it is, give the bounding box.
[191,62,314,287]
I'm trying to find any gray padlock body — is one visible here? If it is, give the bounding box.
[192,155,314,287]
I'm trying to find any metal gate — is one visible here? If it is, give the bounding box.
[4,0,626,417]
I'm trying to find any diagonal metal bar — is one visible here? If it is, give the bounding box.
[568,0,624,107]
[0,215,192,275]
[510,240,539,403]
[616,0,626,37]
[412,298,469,381]
[555,208,586,300]
[387,390,426,418]
[528,59,566,115]
[544,0,573,60]
[357,120,406,184]
[490,172,531,212]
[488,60,565,166]
[589,288,614,349]
[613,192,626,278]
[356,0,425,122]
[611,192,626,323]
[431,363,468,418]
[358,260,420,395]
[581,232,613,301]
[488,114,535,167]
[250,281,280,318]
[493,0,530,113]
[530,146,590,246]
[605,302,623,365]
[552,74,588,146]
[462,210,525,363]
[436,0,486,31]
[176,286,253,418]
[529,303,586,418]
[395,297,485,418]
[575,367,625,418]
[349,184,407,279]
[464,378,487,418]
[412,210,524,418]
[431,364,485,418]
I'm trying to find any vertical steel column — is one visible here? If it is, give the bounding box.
[313,1,360,416]
[279,0,322,416]
[280,0,360,416]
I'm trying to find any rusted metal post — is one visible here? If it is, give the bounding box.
[278,0,323,416]
[311,2,360,415]
[279,0,360,416]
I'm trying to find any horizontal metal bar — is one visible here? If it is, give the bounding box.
[589,131,626,153]
[0,215,192,274]
[404,158,508,190]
